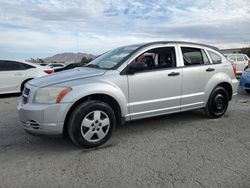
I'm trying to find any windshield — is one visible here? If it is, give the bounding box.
[86,45,140,69]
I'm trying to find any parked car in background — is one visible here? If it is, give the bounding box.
[240,68,250,94]
[39,63,48,66]
[0,60,53,94]
[17,41,238,148]
[48,63,66,70]
[225,53,249,74]
[54,62,85,72]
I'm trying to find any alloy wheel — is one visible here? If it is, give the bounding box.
[80,110,110,142]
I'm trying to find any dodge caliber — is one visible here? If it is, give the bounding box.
[17,41,238,148]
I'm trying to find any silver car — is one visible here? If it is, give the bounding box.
[17,41,238,148]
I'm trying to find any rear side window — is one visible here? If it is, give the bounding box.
[0,60,19,71]
[236,55,244,61]
[22,63,35,69]
[181,47,210,66]
[244,56,248,61]
[0,61,7,71]
[208,51,222,64]
[0,60,32,71]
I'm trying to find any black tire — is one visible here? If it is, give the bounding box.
[68,100,116,148]
[205,86,229,118]
[246,90,250,94]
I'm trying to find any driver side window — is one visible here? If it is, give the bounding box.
[131,47,176,72]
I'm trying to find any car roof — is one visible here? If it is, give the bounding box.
[121,41,221,53]
[225,53,247,56]
[113,41,222,70]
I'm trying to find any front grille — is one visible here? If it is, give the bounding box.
[22,87,30,104]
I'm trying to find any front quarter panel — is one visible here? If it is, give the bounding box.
[59,75,129,118]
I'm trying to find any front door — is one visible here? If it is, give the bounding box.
[127,46,182,120]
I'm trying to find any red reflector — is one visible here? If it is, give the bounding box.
[44,70,53,74]
[231,63,236,76]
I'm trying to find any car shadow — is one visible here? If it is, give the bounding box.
[116,109,207,134]
[19,109,208,151]
[0,93,21,98]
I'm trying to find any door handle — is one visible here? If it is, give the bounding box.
[206,68,215,72]
[168,72,180,76]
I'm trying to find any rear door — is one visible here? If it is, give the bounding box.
[0,61,27,93]
[178,45,216,110]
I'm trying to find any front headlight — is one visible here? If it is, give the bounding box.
[34,87,72,104]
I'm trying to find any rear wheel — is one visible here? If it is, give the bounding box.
[68,100,116,148]
[205,86,229,118]
[246,90,250,94]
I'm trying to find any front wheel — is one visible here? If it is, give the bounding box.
[68,100,116,148]
[205,86,229,118]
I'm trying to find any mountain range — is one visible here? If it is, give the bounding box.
[43,52,96,63]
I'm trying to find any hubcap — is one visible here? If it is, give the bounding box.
[213,94,226,112]
[80,110,110,142]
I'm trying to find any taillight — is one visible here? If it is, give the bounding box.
[231,63,236,76]
[248,60,250,68]
[44,70,53,74]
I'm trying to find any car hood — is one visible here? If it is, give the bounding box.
[28,67,106,87]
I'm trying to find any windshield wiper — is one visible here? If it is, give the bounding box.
[85,64,100,69]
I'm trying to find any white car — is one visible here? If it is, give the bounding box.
[0,60,53,94]
[225,53,250,74]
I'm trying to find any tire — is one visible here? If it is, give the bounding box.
[68,100,116,148]
[246,90,250,94]
[205,86,229,118]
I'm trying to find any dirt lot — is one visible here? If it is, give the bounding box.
[0,91,250,188]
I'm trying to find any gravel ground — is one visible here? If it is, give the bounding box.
[0,91,250,188]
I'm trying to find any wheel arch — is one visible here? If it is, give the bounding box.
[217,82,233,101]
[20,78,33,92]
[204,72,234,104]
[205,81,233,103]
[63,93,124,136]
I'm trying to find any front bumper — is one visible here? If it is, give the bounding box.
[17,97,72,136]
[240,76,250,90]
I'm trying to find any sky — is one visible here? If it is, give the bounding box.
[0,0,249,59]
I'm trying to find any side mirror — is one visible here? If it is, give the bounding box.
[127,62,147,74]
